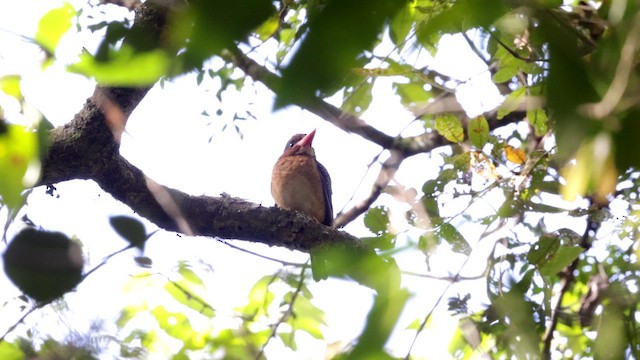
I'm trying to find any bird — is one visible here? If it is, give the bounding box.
[271,129,333,226]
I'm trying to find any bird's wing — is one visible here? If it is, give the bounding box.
[316,160,333,226]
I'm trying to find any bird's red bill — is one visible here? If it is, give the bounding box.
[296,129,316,147]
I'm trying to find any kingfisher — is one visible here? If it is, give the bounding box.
[271,129,333,226]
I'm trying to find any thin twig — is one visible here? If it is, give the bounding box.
[0,304,38,343]
[216,238,307,267]
[255,265,308,360]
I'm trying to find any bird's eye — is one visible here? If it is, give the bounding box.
[287,141,295,148]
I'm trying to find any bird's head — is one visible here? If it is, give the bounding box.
[282,129,316,157]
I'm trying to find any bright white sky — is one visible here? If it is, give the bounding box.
[0,1,519,358]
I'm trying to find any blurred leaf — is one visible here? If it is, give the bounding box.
[0,75,23,101]
[504,145,526,165]
[255,15,280,41]
[177,263,204,287]
[342,79,373,116]
[289,293,326,340]
[527,235,560,266]
[0,125,39,210]
[151,306,209,350]
[538,245,583,277]
[346,288,410,360]
[175,0,275,70]
[242,274,278,317]
[36,2,75,55]
[594,305,626,360]
[364,206,390,235]
[276,0,406,107]
[0,340,23,360]
[492,66,517,83]
[68,47,169,85]
[538,10,599,161]
[110,215,147,249]
[417,0,508,40]
[526,108,548,137]
[164,264,213,317]
[497,86,526,119]
[614,110,640,171]
[468,116,489,149]
[164,278,215,318]
[393,79,432,109]
[389,1,415,48]
[435,114,464,143]
[3,228,83,303]
[438,223,471,255]
[361,233,396,251]
[492,291,539,357]
[117,304,147,329]
[311,244,401,292]
[560,134,617,204]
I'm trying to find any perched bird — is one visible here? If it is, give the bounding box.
[271,129,333,226]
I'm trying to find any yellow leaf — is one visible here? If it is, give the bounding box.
[505,145,526,165]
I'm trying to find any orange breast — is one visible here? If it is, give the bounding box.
[271,154,326,223]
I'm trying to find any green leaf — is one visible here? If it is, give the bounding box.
[36,2,75,54]
[242,274,278,317]
[389,1,415,48]
[289,294,326,340]
[526,108,548,136]
[438,223,471,255]
[255,15,280,41]
[527,235,559,267]
[594,305,626,359]
[276,0,406,107]
[0,75,23,101]
[110,215,147,248]
[164,280,215,318]
[0,341,23,360]
[492,66,517,83]
[151,306,208,350]
[538,245,583,277]
[613,110,640,171]
[417,0,508,40]
[393,80,432,109]
[468,116,490,149]
[342,79,374,116]
[177,263,205,287]
[435,114,464,143]
[497,86,526,119]
[68,47,169,85]
[364,206,390,235]
[278,331,297,351]
[117,304,147,328]
[361,233,396,251]
[0,125,39,210]
[175,0,275,70]
[346,288,410,359]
